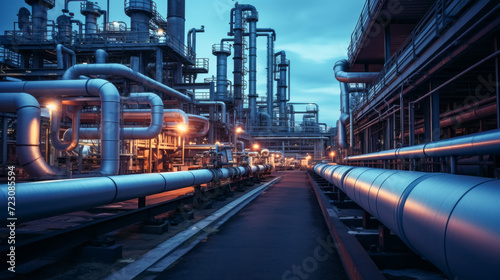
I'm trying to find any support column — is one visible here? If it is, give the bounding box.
[431,90,440,141]
[423,98,431,143]
[384,25,391,62]
[495,36,499,129]
[409,103,415,146]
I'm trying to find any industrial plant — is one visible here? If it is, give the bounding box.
[0,0,499,279]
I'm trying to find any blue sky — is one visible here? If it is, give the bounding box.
[0,0,365,127]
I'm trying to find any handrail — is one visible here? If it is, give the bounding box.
[351,0,471,114]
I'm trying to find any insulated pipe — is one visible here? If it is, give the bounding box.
[62,64,192,103]
[95,49,108,64]
[0,93,62,177]
[413,103,497,135]
[334,59,378,149]
[50,101,81,151]
[187,26,204,56]
[65,93,165,140]
[77,109,188,127]
[0,165,270,222]
[256,28,276,119]
[337,120,348,149]
[334,59,379,84]
[314,164,500,280]
[56,44,77,69]
[258,112,271,126]
[186,114,210,137]
[236,140,245,153]
[345,128,500,161]
[0,79,120,176]
[197,101,226,124]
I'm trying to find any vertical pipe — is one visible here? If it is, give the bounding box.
[277,51,288,128]
[350,110,354,148]
[385,118,391,150]
[209,82,215,144]
[248,19,258,126]
[384,25,391,62]
[431,90,440,141]
[450,155,457,174]
[167,0,186,45]
[1,117,7,165]
[267,34,274,121]
[155,48,163,83]
[400,92,405,146]
[495,36,499,129]
[233,8,244,121]
[409,102,415,146]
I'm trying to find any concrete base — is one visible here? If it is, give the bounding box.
[81,244,122,263]
[142,220,169,234]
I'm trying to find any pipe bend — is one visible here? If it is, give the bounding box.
[0,93,61,177]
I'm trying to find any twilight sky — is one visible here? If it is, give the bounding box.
[0,0,365,128]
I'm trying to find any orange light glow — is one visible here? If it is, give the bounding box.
[252,144,260,150]
[235,127,243,134]
[330,152,335,157]
[177,124,187,133]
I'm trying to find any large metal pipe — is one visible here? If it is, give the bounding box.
[95,49,108,64]
[62,64,192,103]
[257,28,276,120]
[56,44,77,69]
[187,26,204,57]
[0,93,62,177]
[50,101,81,151]
[345,128,500,161]
[413,103,497,135]
[0,79,120,176]
[77,109,188,126]
[0,165,270,222]
[198,101,226,125]
[334,59,378,149]
[314,163,500,280]
[167,0,185,44]
[186,114,210,137]
[337,119,348,149]
[65,93,165,140]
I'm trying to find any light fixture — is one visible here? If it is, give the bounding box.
[177,124,187,133]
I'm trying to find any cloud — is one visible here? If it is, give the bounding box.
[278,40,350,64]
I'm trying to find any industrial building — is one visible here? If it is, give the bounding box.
[0,0,499,279]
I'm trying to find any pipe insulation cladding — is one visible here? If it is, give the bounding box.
[313,164,500,280]
[0,79,120,176]
[0,165,271,223]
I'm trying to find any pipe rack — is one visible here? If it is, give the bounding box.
[0,165,271,222]
[314,163,500,280]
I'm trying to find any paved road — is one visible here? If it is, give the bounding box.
[157,170,347,280]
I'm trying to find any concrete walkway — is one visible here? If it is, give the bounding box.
[156,170,347,280]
